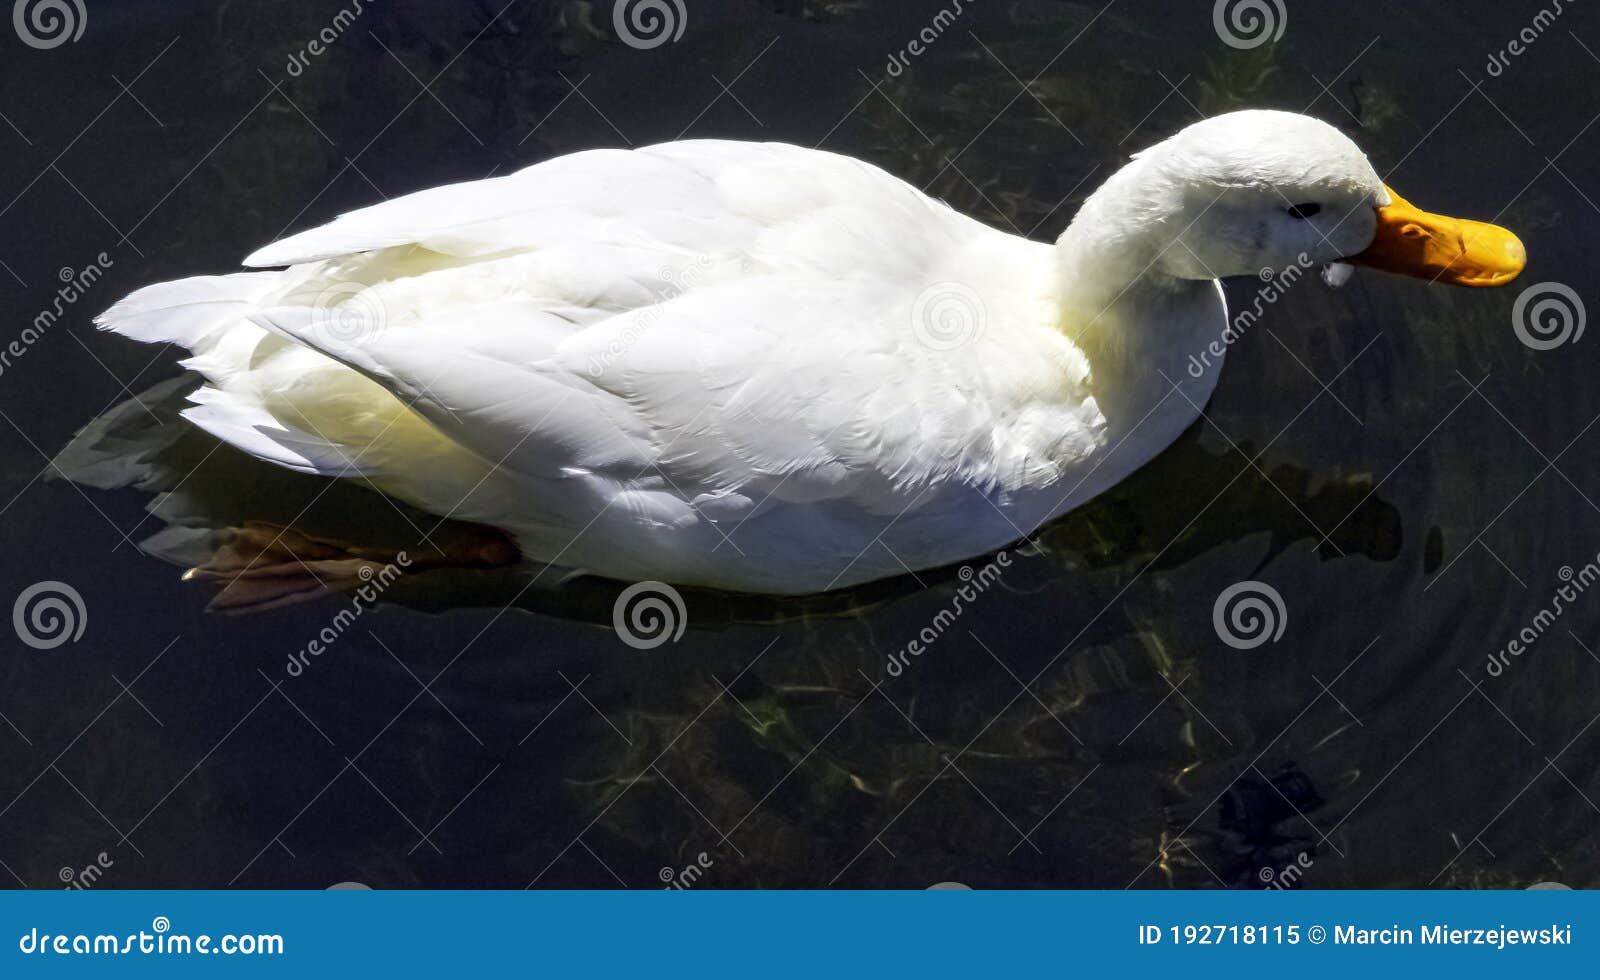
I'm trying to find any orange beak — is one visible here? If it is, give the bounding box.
[1346,184,1526,287]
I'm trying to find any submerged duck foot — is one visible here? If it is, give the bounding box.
[182,521,519,614]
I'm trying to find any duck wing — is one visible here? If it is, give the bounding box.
[101,142,1102,588]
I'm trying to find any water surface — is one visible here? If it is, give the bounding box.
[0,0,1597,889]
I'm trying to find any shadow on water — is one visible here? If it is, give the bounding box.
[53,374,1404,631]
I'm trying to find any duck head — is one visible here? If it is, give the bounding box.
[1077,109,1525,289]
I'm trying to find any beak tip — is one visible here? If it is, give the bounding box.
[1504,233,1528,279]
[1474,229,1527,287]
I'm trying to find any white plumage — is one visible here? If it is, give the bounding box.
[96,111,1431,593]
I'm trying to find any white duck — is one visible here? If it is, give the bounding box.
[97,110,1524,598]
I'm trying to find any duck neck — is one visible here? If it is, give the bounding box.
[1052,157,1219,421]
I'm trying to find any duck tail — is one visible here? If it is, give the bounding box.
[94,272,280,352]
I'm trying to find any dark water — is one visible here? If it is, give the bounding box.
[1,0,1597,890]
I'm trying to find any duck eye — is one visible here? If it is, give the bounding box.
[1285,202,1322,220]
